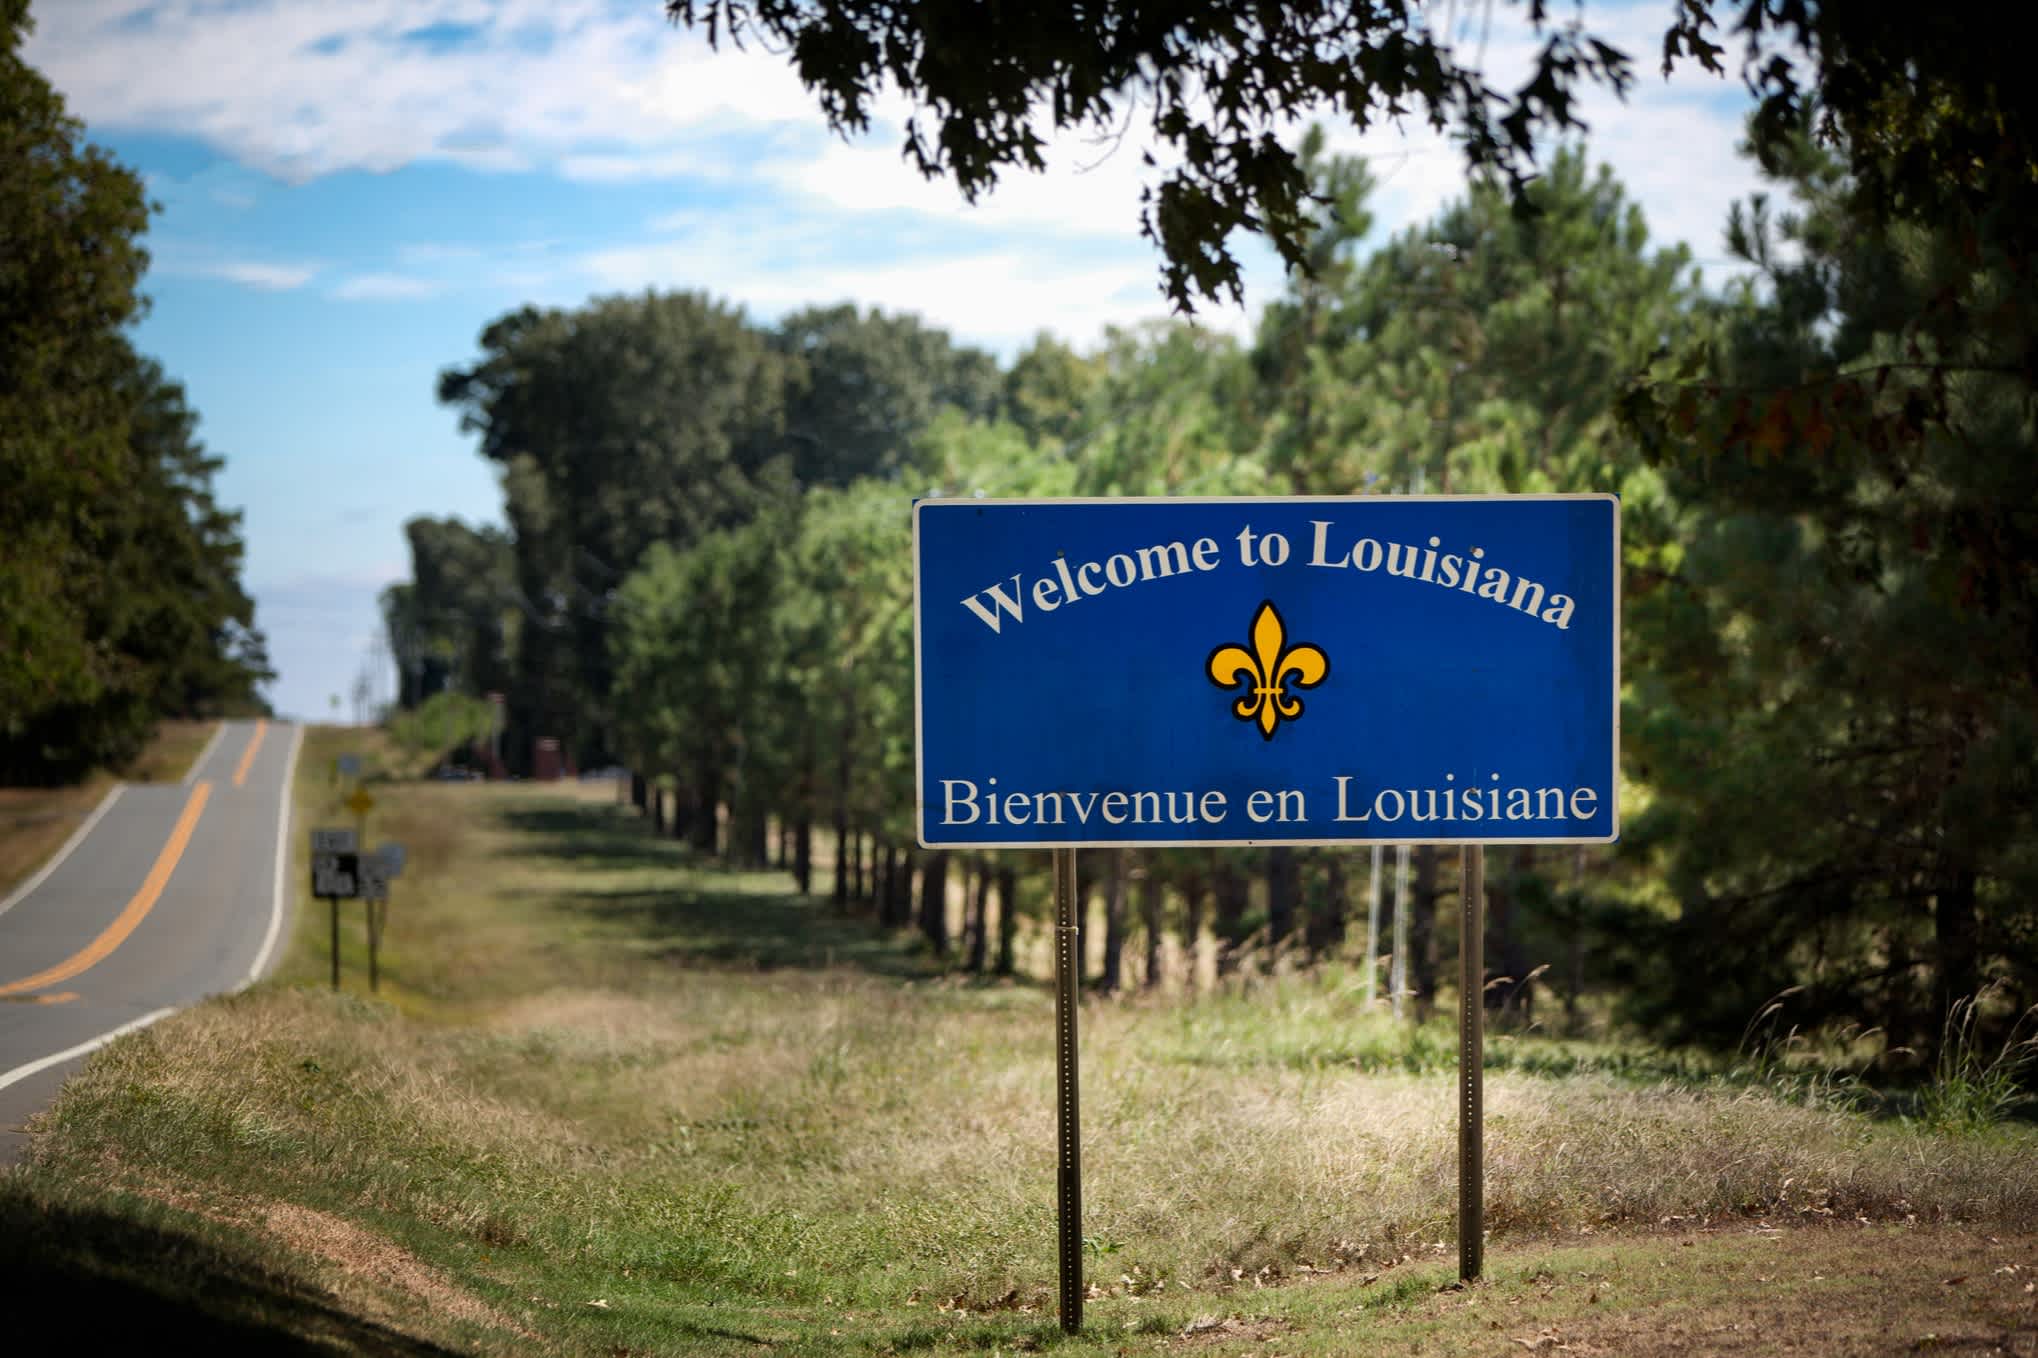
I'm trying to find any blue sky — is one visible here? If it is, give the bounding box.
[26,0,1766,723]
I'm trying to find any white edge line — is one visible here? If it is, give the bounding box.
[0,721,296,1114]
[0,784,126,921]
[242,722,304,990]
[0,1006,176,1095]
[183,720,228,786]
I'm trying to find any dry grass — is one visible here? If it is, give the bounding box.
[7,725,2036,1354]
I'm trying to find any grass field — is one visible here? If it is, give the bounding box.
[3,723,2034,1355]
[0,719,220,901]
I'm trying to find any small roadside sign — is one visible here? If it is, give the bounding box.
[337,754,362,778]
[344,786,375,817]
[310,827,358,854]
[311,851,359,899]
[372,842,406,877]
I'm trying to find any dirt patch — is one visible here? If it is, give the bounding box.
[1176,1313,1297,1348]
[259,1201,534,1339]
[132,1181,534,1342]
[1426,1226,2038,1358]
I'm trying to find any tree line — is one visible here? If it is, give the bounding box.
[390,109,2036,1068]
[2,2,271,784]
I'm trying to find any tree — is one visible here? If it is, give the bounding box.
[382,517,516,708]
[2,0,152,770]
[104,348,272,721]
[386,692,496,778]
[1620,128,2038,1060]
[1,335,272,781]
[612,508,791,853]
[1071,321,1267,496]
[438,291,794,768]
[1001,333,1103,449]
[775,303,1001,485]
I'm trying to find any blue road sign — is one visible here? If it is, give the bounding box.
[913,496,1619,848]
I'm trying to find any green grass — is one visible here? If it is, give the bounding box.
[4,723,2036,1354]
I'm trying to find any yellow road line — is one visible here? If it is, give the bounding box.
[232,719,268,787]
[0,783,212,996]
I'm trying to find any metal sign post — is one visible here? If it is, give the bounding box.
[311,829,359,991]
[346,785,376,990]
[1364,844,1382,1005]
[1392,844,1411,1017]
[1459,845,1486,1281]
[1052,847,1083,1333]
[366,878,381,993]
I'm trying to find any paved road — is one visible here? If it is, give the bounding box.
[0,719,302,1166]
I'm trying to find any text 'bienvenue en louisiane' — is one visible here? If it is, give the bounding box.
[957,520,1582,636]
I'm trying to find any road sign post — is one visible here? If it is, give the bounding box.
[913,495,1619,1317]
[310,824,397,993]
[1460,844,1486,1281]
[311,831,358,991]
[1052,847,1083,1331]
[358,844,399,994]
[344,786,375,989]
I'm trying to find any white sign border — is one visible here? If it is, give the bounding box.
[911,493,1622,850]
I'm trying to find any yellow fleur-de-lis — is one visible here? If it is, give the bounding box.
[1205,601,1330,740]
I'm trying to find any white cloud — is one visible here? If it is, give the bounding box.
[25,0,817,183]
[1310,4,1766,274]
[330,272,443,300]
[29,0,1767,345]
[558,148,720,183]
[576,211,1256,358]
[206,259,318,290]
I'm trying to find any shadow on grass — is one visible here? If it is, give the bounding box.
[881,1318,1077,1352]
[0,1190,463,1356]
[497,803,701,872]
[568,886,941,979]
[503,797,943,980]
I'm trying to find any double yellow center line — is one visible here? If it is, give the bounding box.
[233,718,267,787]
[0,782,212,997]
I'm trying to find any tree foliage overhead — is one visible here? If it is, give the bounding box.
[667,1,2033,325]
[668,0,1635,309]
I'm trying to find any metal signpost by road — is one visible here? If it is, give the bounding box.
[913,495,1619,1329]
[310,819,403,993]
[311,827,359,990]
